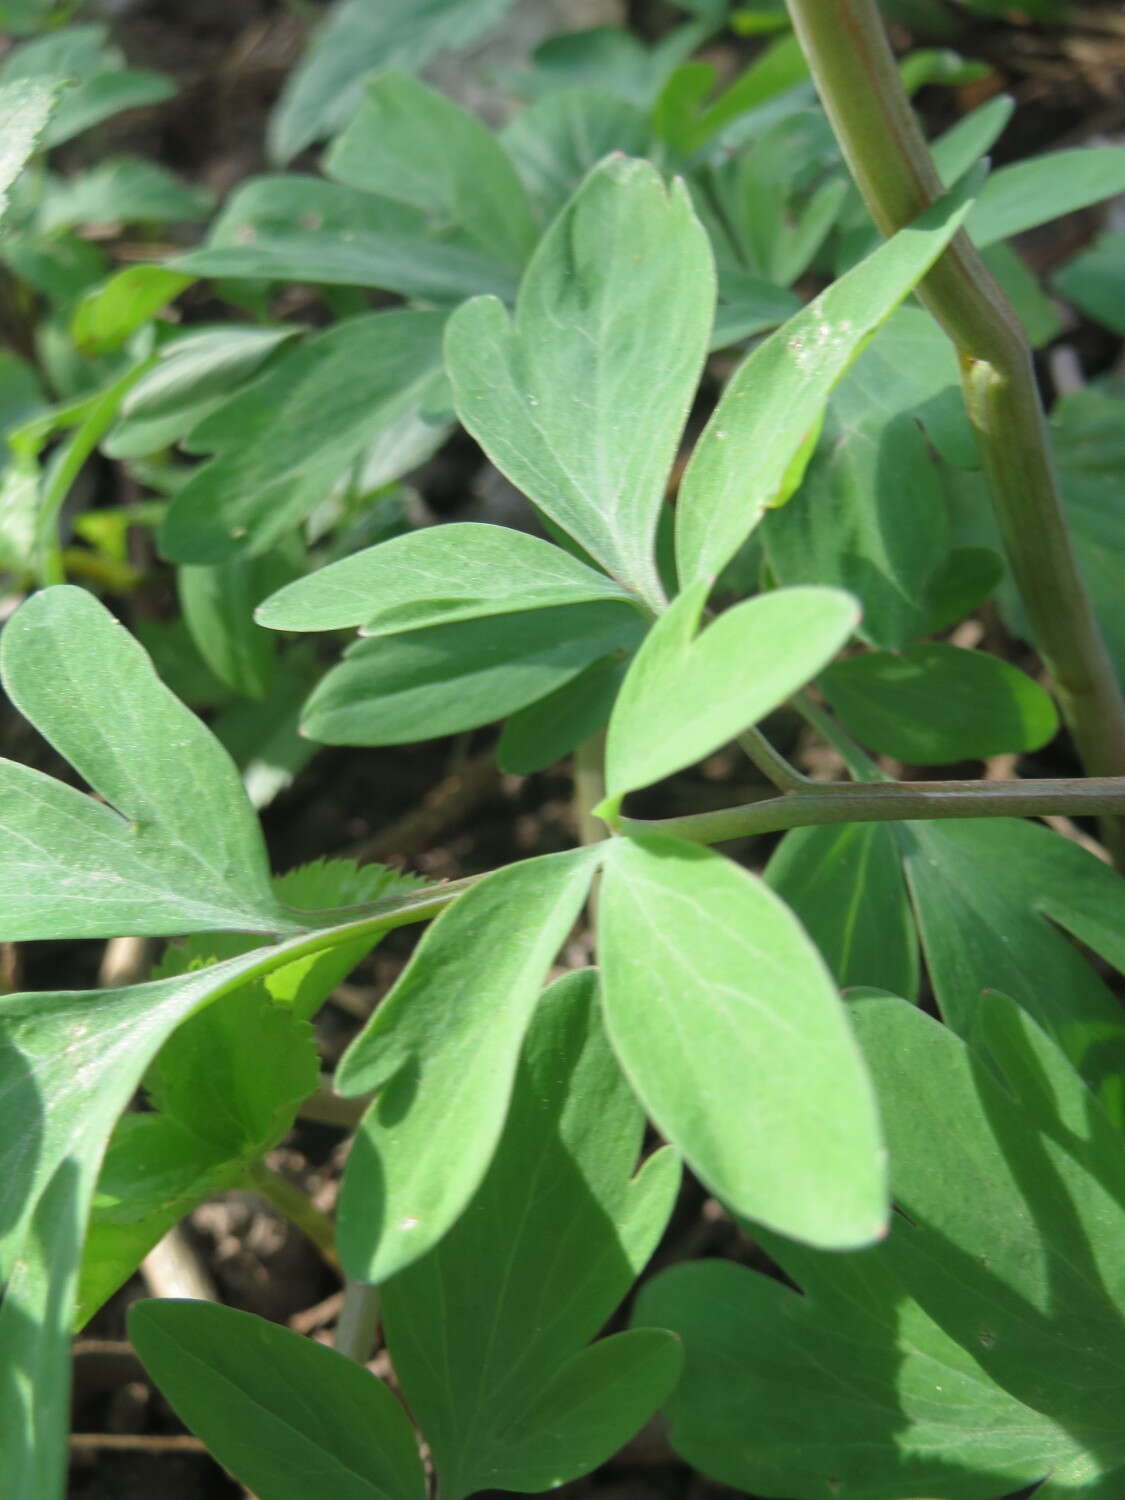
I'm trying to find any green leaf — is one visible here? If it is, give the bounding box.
[498,654,628,774]
[819,643,1059,764]
[500,88,650,224]
[258,523,631,635]
[968,145,1125,248]
[604,581,857,800]
[598,835,886,1247]
[335,844,601,1283]
[159,311,449,565]
[0,586,299,939]
[268,0,517,164]
[979,241,1061,349]
[0,25,174,148]
[299,601,644,748]
[0,77,56,220]
[675,174,979,586]
[174,175,520,302]
[130,1301,427,1500]
[446,155,714,610]
[383,970,682,1500]
[70,265,193,356]
[1053,231,1125,337]
[766,822,919,998]
[921,546,1004,636]
[639,988,1125,1500]
[178,550,294,700]
[763,411,950,650]
[40,158,212,232]
[896,817,1125,1108]
[327,72,537,274]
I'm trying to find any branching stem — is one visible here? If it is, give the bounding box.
[783,0,1125,855]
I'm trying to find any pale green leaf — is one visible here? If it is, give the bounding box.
[598,835,886,1247]
[335,845,601,1283]
[0,77,55,220]
[446,155,714,610]
[604,581,858,800]
[70,265,193,356]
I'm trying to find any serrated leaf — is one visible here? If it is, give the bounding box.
[604,581,858,800]
[819,643,1059,764]
[159,311,449,565]
[174,175,520,302]
[299,600,644,747]
[327,72,537,274]
[0,586,299,939]
[130,1301,427,1500]
[766,822,919,998]
[257,522,631,635]
[446,155,714,610]
[268,0,516,164]
[384,971,681,1499]
[598,835,886,1247]
[675,172,979,585]
[335,844,601,1283]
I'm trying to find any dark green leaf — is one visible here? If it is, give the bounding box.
[766,822,919,998]
[268,0,516,164]
[599,834,886,1247]
[159,312,449,565]
[498,654,627,774]
[1053,231,1125,337]
[819,644,1059,764]
[447,155,714,610]
[335,845,601,1283]
[300,601,644,747]
[384,971,681,1499]
[178,551,294,700]
[130,1301,427,1500]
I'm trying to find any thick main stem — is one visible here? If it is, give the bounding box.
[783,0,1125,818]
[623,776,1125,846]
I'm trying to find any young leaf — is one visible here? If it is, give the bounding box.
[335,845,602,1284]
[383,971,682,1500]
[603,581,858,800]
[638,990,1125,1500]
[130,1301,427,1500]
[257,523,632,635]
[327,72,537,274]
[446,154,714,610]
[268,0,516,164]
[159,311,449,565]
[0,586,299,939]
[299,601,644,748]
[675,172,979,586]
[766,822,919,999]
[598,834,886,1248]
[174,175,520,302]
[819,643,1059,764]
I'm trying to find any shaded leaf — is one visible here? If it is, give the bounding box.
[501,88,649,223]
[131,1301,427,1500]
[384,971,681,1499]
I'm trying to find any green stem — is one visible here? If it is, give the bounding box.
[735,725,810,791]
[622,775,1125,846]
[783,0,1125,830]
[246,1161,339,1269]
[335,1279,381,1365]
[791,690,886,782]
[573,733,608,847]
